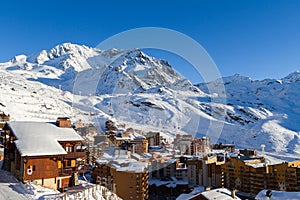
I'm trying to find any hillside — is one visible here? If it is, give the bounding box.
[1,43,300,157]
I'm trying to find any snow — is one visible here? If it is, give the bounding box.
[176,186,204,200]
[0,43,300,159]
[0,160,59,200]
[148,178,188,188]
[256,190,300,200]
[116,161,148,173]
[200,188,241,200]
[0,161,120,200]
[9,121,83,156]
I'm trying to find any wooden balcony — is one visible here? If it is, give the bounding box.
[59,167,75,176]
[58,165,90,176]
[64,151,86,159]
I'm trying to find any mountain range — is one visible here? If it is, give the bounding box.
[1,43,300,158]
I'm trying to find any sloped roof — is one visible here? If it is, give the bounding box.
[200,188,241,200]
[256,190,300,200]
[8,121,83,157]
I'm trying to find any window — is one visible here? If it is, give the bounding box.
[58,161,62,169]
[71,160,76,167]
[28,165,36,171]
[66,146,74,152]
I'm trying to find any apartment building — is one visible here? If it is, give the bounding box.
[223,152,300,196]
[185,155,224,188]
[146,131,160,146]
[93,156,149,200]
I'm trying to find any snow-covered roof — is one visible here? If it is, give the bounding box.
[176,192,200,200]
[176,186,205,200]
[116,161,148,173]
[129,132,146,140]
[9,121,83,157]
[256,190,300,200]
[200,188,241,200]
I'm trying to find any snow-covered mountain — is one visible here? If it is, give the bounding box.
[1,43,300,158]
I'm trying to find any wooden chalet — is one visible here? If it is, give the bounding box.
[2,118,86,190]
[0,111,10,129]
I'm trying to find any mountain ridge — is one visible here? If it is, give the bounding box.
[1,43,300,157]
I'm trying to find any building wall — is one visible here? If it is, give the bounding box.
[113,169,148,200]
[222,158,300,196]
[9,154,72,190]
[146,132,160,146]
[23,157,59,181]
[133,139,148,154]
[93,162,113,190]
[92,162,149,200]
[33,176,70,190]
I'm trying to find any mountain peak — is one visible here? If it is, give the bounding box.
[222,73,252,84]
[48,43,98,58]
[26,43,100,65]
[282,71,300,83]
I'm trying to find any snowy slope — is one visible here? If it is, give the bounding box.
[1,43,300,157]
[197,73,300,154]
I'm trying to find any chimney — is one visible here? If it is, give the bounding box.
[261,144,266,157]
[231,189,236,199]
[56,117,71,128]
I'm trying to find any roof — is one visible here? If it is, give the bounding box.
[201,188,241,200]
[116,161,148,173]
[176,186,204,200]
[256,190,300,200]
[8,121,83,157]
[149,178,188,188]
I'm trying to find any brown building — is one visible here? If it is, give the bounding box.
[223,155,300,196]
[0,111,10,129]
[146,132,160,146]
[93,157,149,200]
[2,119,86,190]
[185,155,224,188]
[191,137,211,154]
[150,154,177,179]
[132,138,148,154]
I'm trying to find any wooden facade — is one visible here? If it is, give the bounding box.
[2,122,86,190]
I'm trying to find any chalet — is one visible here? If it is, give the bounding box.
[2,118,86,190]
[0,111,10,129]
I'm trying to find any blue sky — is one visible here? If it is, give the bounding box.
[1,0,300,83]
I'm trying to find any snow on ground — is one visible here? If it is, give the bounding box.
[0,161,120,200]
[1,43,300,159]
[0,161,58,200]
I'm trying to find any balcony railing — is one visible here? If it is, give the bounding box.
[64,151,86,159]
[58,165,89,176]
[59,167,74,176]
